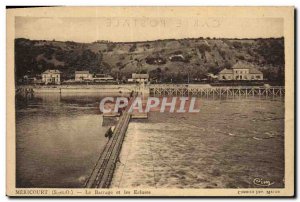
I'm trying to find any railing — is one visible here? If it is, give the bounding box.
[149,85,285,97]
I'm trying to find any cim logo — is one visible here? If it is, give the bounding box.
[99,96,200,113]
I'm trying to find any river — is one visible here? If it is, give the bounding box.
[16,93,284,188]
[111,97,285,188]
[16,93,111,188]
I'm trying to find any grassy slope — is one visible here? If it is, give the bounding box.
[15,37,284,83]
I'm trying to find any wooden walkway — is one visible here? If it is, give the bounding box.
[149,85,285,97]
[84,112,131,188]
[84,95,141,188]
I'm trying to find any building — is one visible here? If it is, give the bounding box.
[218,62,263,81]
[75,71,93,81]
[23,75,38,84]
[42,70,61,84]
[93,74,114,82]
[207,73,218,81]
[218,68,234,80]
[128,73,149,83]
[169,54,185,62]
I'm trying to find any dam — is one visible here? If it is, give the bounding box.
[15,84,285,188]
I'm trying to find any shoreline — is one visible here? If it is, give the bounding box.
[16,84,285,98]
[18,84,137,94]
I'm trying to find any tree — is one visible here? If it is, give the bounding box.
[129,43,137,52]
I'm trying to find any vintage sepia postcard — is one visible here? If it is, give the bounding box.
[6,6,294,197]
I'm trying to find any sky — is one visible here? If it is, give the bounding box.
[15,17,284,43]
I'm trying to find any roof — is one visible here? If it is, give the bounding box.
[42,70,61,74]
[169,54,185,59]
[75,71,90,74]
[249,68,263,74]
[207,73,218,78]
[232,61,263,74]
[219,68,233,74]
[132,73,149,79]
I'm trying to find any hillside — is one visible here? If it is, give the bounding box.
[15,37,284,83]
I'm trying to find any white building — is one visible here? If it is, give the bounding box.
[128,73,149,83]
[218,61,264,81]
[42,70,61,85]
[75,71,93,81]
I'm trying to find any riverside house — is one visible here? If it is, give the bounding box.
[75,71,93,81]
[218,61,264,81]
[128,73,149,83]
[42,70,61,85]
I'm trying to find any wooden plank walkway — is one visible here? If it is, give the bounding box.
[84,112,131,188]
[84,95,140,188]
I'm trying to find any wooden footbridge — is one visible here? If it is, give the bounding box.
[84,95,146,188]
[149,85,285,97]
[84,111,131,188]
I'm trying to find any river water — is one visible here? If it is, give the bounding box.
[16,93,111,188]
[111,97,285,188]
[16,93,284,188]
